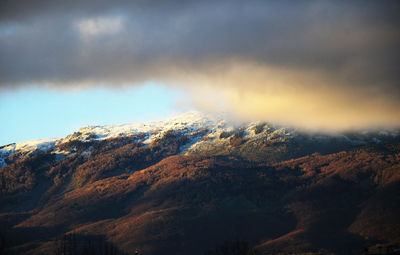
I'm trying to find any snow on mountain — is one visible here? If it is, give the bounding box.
[1,112,399,167]
[0,138,61,167]
[0,112,216,166]
[64,111,218,143]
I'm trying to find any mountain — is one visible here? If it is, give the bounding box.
[1,112,399,255]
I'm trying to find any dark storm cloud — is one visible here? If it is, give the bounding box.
[0,0,398,86]
[0,0,399,129]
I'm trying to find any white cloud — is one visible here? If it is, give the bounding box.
[75,16,123,37]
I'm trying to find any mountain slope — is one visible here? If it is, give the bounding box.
[1,113,399,255]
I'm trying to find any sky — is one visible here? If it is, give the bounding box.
[1,0,400,144]
[0,84,188,145]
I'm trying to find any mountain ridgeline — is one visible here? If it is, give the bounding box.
[1,113,399,255]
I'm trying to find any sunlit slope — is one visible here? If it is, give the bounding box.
[1,113,399,254]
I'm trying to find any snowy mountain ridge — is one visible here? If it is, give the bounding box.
[1,112,399,168]
[0,112,219,167]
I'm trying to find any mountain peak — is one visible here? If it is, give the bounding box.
[1,112,399,168]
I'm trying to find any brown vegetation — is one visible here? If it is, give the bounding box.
[0,136,399,255]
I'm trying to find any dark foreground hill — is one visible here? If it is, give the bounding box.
[1,115,399,255]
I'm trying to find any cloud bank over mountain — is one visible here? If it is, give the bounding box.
[1,0,399,130]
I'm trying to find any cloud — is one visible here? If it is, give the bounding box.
[75,16,123,37]
[0,0,399,130]
[174,62,400,131]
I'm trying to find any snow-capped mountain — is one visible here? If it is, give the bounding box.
[1,112,400,255]
[1,112,398,168]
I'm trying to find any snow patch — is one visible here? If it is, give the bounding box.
[0,138,61,167]
[2,111,399,166]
